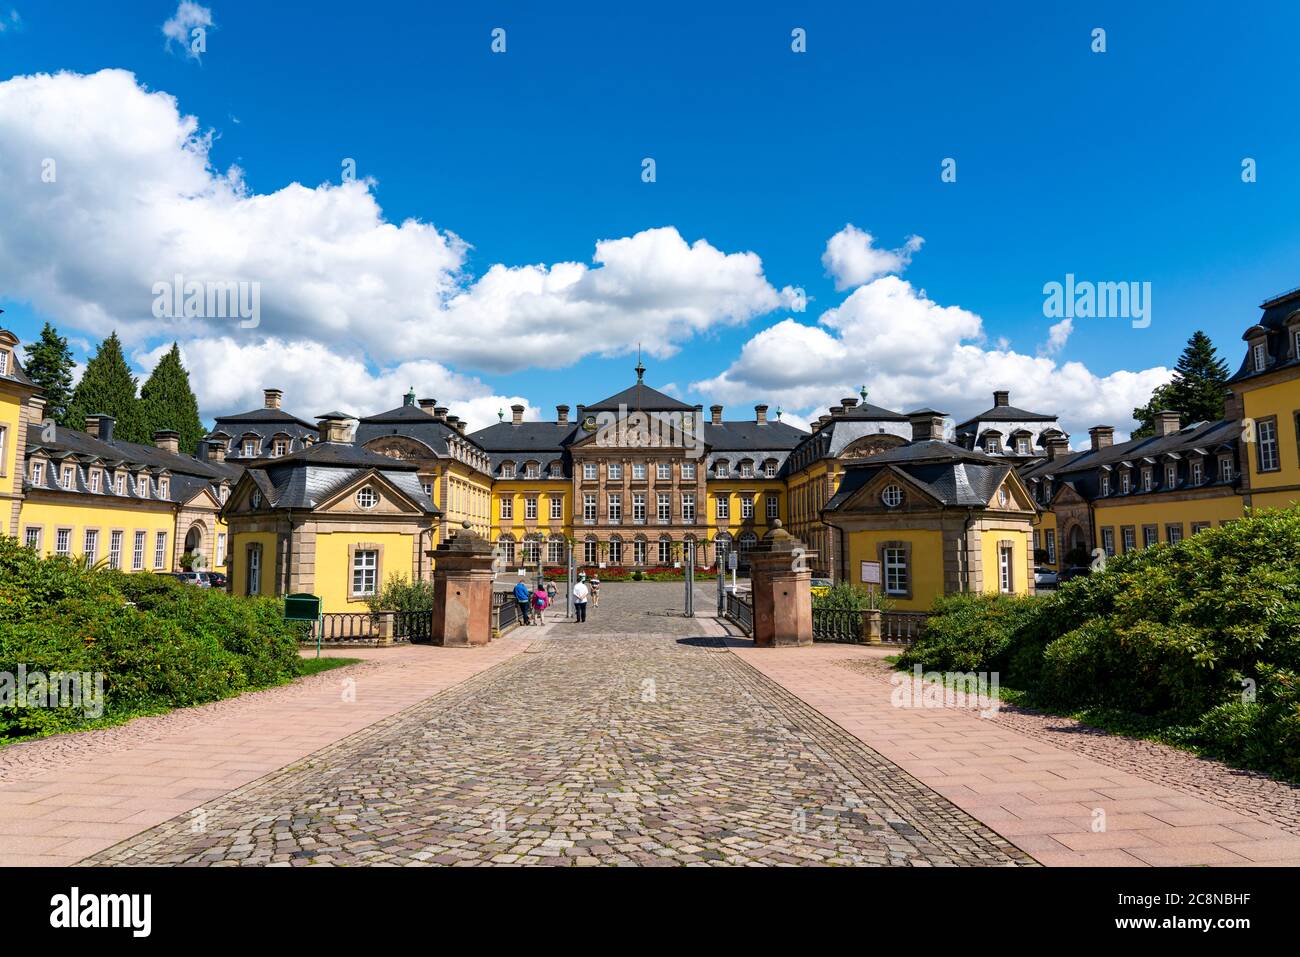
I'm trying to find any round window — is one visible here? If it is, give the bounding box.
[356,487,378,509]
[881,485,903,507]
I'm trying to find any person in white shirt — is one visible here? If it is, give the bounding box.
[572,578,590,623]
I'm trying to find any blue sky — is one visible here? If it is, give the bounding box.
[1,1,1298,440]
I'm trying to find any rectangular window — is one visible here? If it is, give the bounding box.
[1045,529,1056,564]
[681,461,696,480]
[525,463,539,479]
[1142,525,1158,548]
[1141,469,1152,492]
[159,478,169,498]
[1165,464,1176,488]
[89,470,100,493]
[500,497,513,519]
[247,546,261,595]
[1191,459,1203,484]
[55,528,71,557]
[632,463,646,480]
[109,531,122,569]
[351,549,378,596]
[741,495,754,520]
[656,461,671,481]
[1100,474,1110,496]
[608,539,622,564]
[739,461,753,478]
[1016,437,1030,455]
[1101,527,1115,557]
[608,462,622,480]
[133,531,146,570]
[608,493,622,523]
[1220,458,1234,482]
[584,539,598,564]
[30,461,43,485]
[500,540,516,564]
[582,462,597,481]
[681,493,695,523]
[116,474,125,495]
[1166,524,1183,544]
[715,495,730,520]
[242,439,257,457]
[61,466,75,490]
[883,547,908,596]
[998,545,1013,594]
[548,539,564,564]
[633,539,646,565]
[549,463,562,479]
[658,538,672,565]
[657,493,671,523]
[525,496,537,520]
[24,527,41,551]
[632,493,646,523]
[1191,521,1212,534]
[583,494,597,523]
[1258,419,1280,472]
[766,494,779,520]
[154,531,168,569]
[274,439,288,456]
[715,461,729,478]
[216,533,227,566]
[0,350,7,375]
[522,540,539,565]
[1120,471,1131,494]
[550,497,563,520]
[1253,342,1266,371]
[501,463,515,479]
[1122,526,1136,552]
[764,460,777,478]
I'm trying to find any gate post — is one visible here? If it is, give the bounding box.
[429,521,497,647]
[749,521,815,648]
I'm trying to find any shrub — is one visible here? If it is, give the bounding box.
[0,537,302,742]
[366,573,435,614]
[898,592,1048,675]
[813,582,892,612]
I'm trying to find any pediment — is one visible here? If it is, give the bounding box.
[315,469,426,515]
[838,466,944,514]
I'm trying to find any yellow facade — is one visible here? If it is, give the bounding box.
[230,530,278,597]
[979,524,1032,596]
[708,480,786,538]
[1093,494,1244,553]
[489,481,570,544]
[313,529,417,612]
[19,495,175,568]
[431,463,493,546]
[843,529,945,611]
[1241,374,1300,510]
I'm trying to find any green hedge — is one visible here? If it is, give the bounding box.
[0,536,302,742]
[897,509,1300,780]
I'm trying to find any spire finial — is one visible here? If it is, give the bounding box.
[860,383,869,402]
[776,405,783,421]
[635,343,645,383]
[497,408,504,421]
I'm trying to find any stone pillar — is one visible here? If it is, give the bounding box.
[749,520,814,648]
[861,608,882,644]
[430,522,497,647]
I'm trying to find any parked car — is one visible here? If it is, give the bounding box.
[1058,565,1092,583]
[170,571,212,588]
[206,571,228,589]
[1034,567,1059,589]
[810,577,833,598]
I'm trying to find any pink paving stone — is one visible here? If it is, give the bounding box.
[0,639,529,867]
[729,639,1300,867]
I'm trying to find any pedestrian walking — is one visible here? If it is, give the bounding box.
[572,577,590,623]
[546,580,558,610]
[512,576,532,626]
[590,573,601,608]
[532,583,548,625]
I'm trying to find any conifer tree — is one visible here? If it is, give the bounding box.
[21,322,77,426]
[1131,331,1230,438]
[66,332,143,442]
[138,343,206,456]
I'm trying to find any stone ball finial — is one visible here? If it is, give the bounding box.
[462,520,473,529]
[772,519,783,529]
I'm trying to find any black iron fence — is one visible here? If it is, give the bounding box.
[393,610,432,643]
[492,591,522,636]
[723,593,753,634]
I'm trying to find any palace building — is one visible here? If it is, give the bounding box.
[1,284,1297,615]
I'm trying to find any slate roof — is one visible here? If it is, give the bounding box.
[954,404,1057,428]
[702,421,806,451]
[209,405,320,460]
[824,441,1012,511]
[1228,287,1300,384]
[583,382,695,413]
[240,453,437,512]
[0,332,38,389]
[355,404,485,460]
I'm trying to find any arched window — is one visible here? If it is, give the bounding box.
[738,531,758,555]
[608,535,623,565]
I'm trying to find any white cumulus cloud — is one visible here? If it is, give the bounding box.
[162,2,212,59]
[822,224,924,291]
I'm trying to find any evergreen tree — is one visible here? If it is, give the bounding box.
[21,322,77,426]
[1131,330,1230,438]
[66,332,143,443]
[138,343,206,456]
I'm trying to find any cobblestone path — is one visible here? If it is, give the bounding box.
[84,585,1032,866]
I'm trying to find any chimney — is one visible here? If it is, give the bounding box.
[1089,426,1115,452]
[1046,436,1072,460]
[755,404,768,424]
[153,430,180,454]
[433,405,448,422]
[818,414,832,429]
[841,397,859,409]
[1154,410,1181,437]
[710,404,723,425]
[993,390,1010,408]
[264,389,283,410]
[317,414,350,444]
[85,414,115,443]
[445,415,460,434]
[556,404,570,424]
[418,398,437,416]
[208,441,227,463]
[455,420,467,435]
[809,420,821,432]
[829,405,844,417]
[908,411,946,442]
[510,403,524,425]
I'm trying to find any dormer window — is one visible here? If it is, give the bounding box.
[985,435,1001,453]
[1015,437,1030,455]
[61,466,75,490]
[30,461,43,485]
[501,462,515,479]
[273,438,289,457]
[1253,342,1267,372]
[1100,473,1110,496]
[0,350,8,376]
[764,460,777,478]
[1120,471,1131,494]
[1164,464,1176,488]
[242,438,258,457]
[1294,328,1300,359]
[549,462,563,478]
[525,462,539,479]
[1141,468,1153,492]
[1220,458,1234,482]
[90,471,100,493]
[739,461,754,478]
[1191,459,1203,484]
[116,474,126,495]
[715,460,729,478]
[159,477,169,498]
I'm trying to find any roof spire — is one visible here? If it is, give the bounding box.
[404,386,416,407]
[859,383,869,403]
[775,405,783,421]
[635,343,645,383]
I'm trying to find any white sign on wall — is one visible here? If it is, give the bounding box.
[860,560,882,585]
